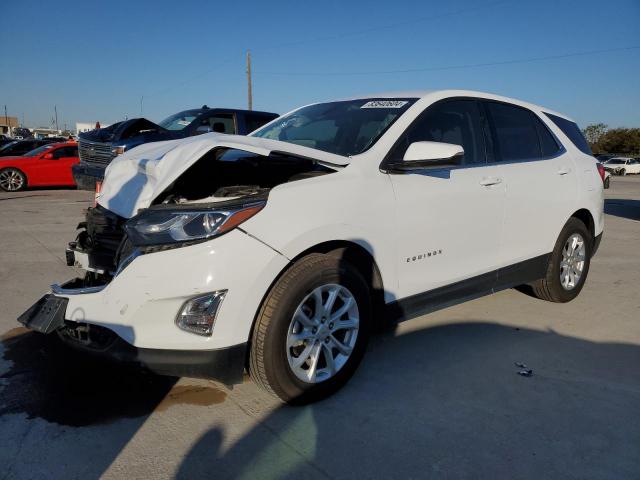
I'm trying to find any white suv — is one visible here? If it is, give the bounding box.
[19,90,605,403]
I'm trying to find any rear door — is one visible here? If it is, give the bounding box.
[388,98,506,298]
[482,101,576,269]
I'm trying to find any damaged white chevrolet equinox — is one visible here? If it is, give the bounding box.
[19,90,604,404]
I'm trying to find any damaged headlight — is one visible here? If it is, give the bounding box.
[124,202,265,246]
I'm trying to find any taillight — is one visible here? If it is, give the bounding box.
[596,163,606,184]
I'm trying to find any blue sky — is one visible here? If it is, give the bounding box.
[1,0,638,130]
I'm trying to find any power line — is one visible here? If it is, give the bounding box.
[141,0,510,100]
[256,0,511,52]
[254,45,640,77]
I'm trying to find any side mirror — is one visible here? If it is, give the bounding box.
[390,141,464,172]
[43,153,54,159]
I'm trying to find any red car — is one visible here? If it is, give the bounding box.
[0,142,79,191]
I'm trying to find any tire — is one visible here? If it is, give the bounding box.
[531,217,592,303]
[0,168,27,192]
[249,253,371,404]
[620,168,626,176]
[604,177,610,189]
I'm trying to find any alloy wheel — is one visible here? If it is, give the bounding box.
[0,169,24,191]
[560,233,586,290]
[286,283,359,383]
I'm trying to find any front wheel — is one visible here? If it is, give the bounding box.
[249,253,371,404]
[0,168,27,192]
[619,168,627,176]
[604,177,610,189]
[531,217,592,303]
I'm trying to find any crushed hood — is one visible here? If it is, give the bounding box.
[97,133,349,218]
[79,118,168,143]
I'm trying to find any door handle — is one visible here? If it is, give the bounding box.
[557,167,572,175]
[479,177,503,186]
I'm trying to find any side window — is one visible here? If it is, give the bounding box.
[245,115,272,133]
[544,113,592,155]
[534,118,562,157]
[390,99,486,164]
[52,147,68,159]
[485,102,541,161]
[197,114,235,134]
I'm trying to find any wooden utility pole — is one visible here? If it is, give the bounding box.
[246,51,253,111]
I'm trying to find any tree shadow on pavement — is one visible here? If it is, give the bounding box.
[604,199,640,221]
[176,322,640,480]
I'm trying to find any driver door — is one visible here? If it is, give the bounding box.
[388,98,506,299]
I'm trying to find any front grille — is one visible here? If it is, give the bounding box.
[78,206,127,272]
[78,139,115,166]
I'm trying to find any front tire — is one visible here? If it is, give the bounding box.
[0,168,27,192]
[620,168,627,176]
[249,253,371,404]
[531,218,592,303]
[604,177,610,189]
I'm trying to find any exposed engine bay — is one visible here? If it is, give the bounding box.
[68,148,336,281]
[154,148,334,205]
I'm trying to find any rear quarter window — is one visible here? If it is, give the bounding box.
[544,113,592,155]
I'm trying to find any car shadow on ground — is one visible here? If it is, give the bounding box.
[1,321,639,478]
[174,321,640,479]
[604,198,640,221]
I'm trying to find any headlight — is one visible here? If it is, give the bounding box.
[125,202,265,246]
[111,145,126,155]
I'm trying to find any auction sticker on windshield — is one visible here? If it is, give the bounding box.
[361,100,408,108]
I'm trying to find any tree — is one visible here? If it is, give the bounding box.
[598,128,640,155]
[583,123,608,145]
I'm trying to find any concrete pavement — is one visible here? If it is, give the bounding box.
[0,178,639,479]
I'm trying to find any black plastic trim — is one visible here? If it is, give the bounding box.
[387,253,549,322]
[58,326,247,385]
[592,232,603,257]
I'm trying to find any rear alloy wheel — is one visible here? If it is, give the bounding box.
[0,168,27,192]
[250,253,371,404]
[531,217,592,303]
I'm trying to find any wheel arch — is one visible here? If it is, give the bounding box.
[245,239,388,371]
[570,208,595,239]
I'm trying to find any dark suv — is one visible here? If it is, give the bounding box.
[74,106,278,190]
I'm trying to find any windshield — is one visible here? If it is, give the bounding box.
[158,110,200,131]
[25,144,54,156]
[251,99,417,156]
[0,141,18,152]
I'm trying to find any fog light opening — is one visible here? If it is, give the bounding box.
[176,290,227,336]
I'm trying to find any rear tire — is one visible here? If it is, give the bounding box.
[531,218,592,303]
[249,253,371,404]
[604,177,610,189]
[0,168,27,192]
[620,168,627,176]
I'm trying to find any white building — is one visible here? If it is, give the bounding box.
[76,122,111,135]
